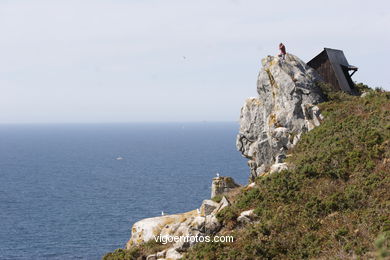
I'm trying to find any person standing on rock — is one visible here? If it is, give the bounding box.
[278,43,286,60]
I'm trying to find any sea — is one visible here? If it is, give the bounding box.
[0,122,248,259]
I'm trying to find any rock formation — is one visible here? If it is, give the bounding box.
[211,176,241,198]
[125,177,235,259]
[237,53,325,181]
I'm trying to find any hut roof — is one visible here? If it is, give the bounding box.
[308,48,358,94]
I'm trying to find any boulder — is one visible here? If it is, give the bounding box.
[204,214,221,234]
[244,182,256,191]
[165,248,182,259]
[270,162,289,174]
[247,182,256,188]
[237,209,256,224]
[200,200,220,216]
[216,196,230,213]
[237,54,325,181]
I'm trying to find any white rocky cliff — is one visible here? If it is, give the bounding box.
[236,53,325,180]
[119,53,326,260]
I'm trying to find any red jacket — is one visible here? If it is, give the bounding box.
[279,44,286,55]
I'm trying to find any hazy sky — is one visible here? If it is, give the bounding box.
[1,0,389,123]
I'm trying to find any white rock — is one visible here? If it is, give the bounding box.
[237,209,256,224]
[270,163,289,174]
[237,53,325,181]
[216,196,230,213]
[200,200,220,216]
[247,182,256,188]
[165,248,182,260]
[126,209,199,248]
[204,214,221,234]
[146,254,157,260]
[156,250,166,258]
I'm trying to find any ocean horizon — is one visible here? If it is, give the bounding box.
[0,122,248,259]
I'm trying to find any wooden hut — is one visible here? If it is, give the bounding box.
[307,48,358,95]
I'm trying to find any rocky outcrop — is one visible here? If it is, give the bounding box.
[211,176,241,198]
[127,210,201,247]
[200,200,219,216]
[237,209,256,224]
[126,176,238,259]
[237,54,325,181]
[128,210,217,259]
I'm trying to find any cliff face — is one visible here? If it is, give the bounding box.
[237,54,325,180]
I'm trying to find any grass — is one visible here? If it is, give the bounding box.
[102,240,170,260]
[183,88,390,259]
[211,194,223,203]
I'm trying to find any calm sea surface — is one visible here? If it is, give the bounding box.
[0,123,248,259]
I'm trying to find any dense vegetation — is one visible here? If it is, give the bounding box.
[183,87,390,259]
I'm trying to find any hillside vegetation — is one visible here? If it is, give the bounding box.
[102,86,389,259]
[183,87,390,259]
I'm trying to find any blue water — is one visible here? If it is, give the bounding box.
[0,123,248,259]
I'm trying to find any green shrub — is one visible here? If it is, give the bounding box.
[211,194,223,203]
[102,240,169,260]
[102,248,140,260]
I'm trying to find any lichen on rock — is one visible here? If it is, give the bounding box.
[237,53,325,181]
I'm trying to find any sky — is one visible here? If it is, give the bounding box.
[0,0,389,123]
